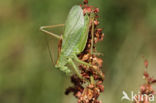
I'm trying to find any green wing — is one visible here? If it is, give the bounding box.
[63,5,84,40]
[61,5,90,56]
[76,14,90,52]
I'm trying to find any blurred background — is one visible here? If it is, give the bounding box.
[0,0,156,103]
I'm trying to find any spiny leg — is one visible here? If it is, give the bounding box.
[40,24,64,39]
[74,55,104,79]
[68,58,82,79]
[74,55,92,67]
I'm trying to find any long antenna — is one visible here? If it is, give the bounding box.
[45,35,55,67]
[47,40,55,65]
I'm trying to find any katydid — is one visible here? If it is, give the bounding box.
[40,5,94,79]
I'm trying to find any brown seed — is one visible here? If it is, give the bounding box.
[94,8,99,13]
[76,91,82,98]
[94,20,99,25]
[97,85,104,92]
[87,89,94,100]
[88,84,94,89]
[82,54,90,61]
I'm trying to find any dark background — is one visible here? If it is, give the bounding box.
[0,0,156,103]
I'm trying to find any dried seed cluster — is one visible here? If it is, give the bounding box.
[65,0,105,103]
[134,59,156,103]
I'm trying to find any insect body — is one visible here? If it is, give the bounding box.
[40,5,92,78]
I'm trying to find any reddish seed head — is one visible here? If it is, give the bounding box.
[144,59,148,68]
[94,8,99,13]
[144,71,149,79]
[140,85,146,92]
[134,58,156,103]
[96,81,103,85]
[76,91,82,98]
[97,28,102,32]
[151,79,156,84]
[88,84,94,89]
[97,85,104,92]
[83,7,92,14]
[94,20,99,25]
[83,0,88,4]
[96,58,103,67]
